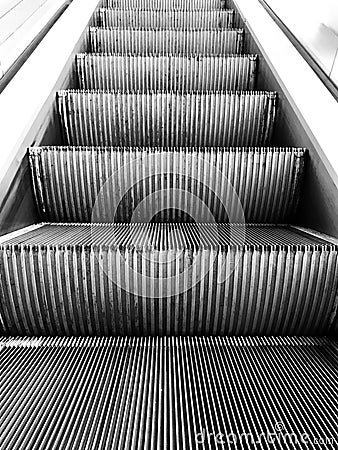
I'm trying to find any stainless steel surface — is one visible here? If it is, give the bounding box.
[76,54,257,91]
[1,223,330,246]
[96,9,235,29]
[265,0,338,87]
[100,0,227,9]
[57,90,277,147]
[89,27,244,54]
[29,146,305,223]
[1,223,337,336]
[0,336,337,449]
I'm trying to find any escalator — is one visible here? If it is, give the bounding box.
[0,0,337,448]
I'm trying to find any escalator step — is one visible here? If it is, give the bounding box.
[29,146,305,223]
[76,54,257,91]
[100,0,227,8]
[0,336,337,449]
[1,223,337,336]
[95,9,235,29]
[57,90,277,147]
[89,27,243,54]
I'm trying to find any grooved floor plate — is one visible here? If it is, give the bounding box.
[29,146,305,223]
[0,337,337,449]
[96,9,234,29]
[89,27,243,54]
[100,0,227,8]
[76,54,257,91]
[57,91,277,147]
[1,224,337,336]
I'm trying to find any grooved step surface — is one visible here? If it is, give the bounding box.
[1,224,337,336]
[89,27,243,54]
[29,146,305,223]
[0,337,337,449]
[96,9,234,29]
[57,91,277,147]
[100,0,227,9]
[1,223,331,247]
[76,54,257,91]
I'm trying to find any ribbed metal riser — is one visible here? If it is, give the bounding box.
[29,147,304,223]
[1,238,337,336]
[1,337,338,450]
[96,9,234,29]
[100,0,227,9]
[58,91,277,147]
[89,27,243,54]
[76,54,257,91]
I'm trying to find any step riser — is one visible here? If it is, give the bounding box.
[58,92,277,147]
[29,148,304,223]
[0,313,6,335]
[100,0,227,9]
[89,27,243,54]
[96,9,234,29]
[77,54,257,91]
[1,246,337,336]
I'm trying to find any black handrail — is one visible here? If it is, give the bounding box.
[257,0,338,101]
[0,0,72,94]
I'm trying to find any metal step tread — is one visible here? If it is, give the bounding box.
[95,9,235,29]
[99,0,228,9]
[89,27,244,55]
[1,224,337,336]
[29,146,304,223]
[76,53,257,91]
[57,90,277,147]
[0,336,337,449]
[1,223,336,248]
